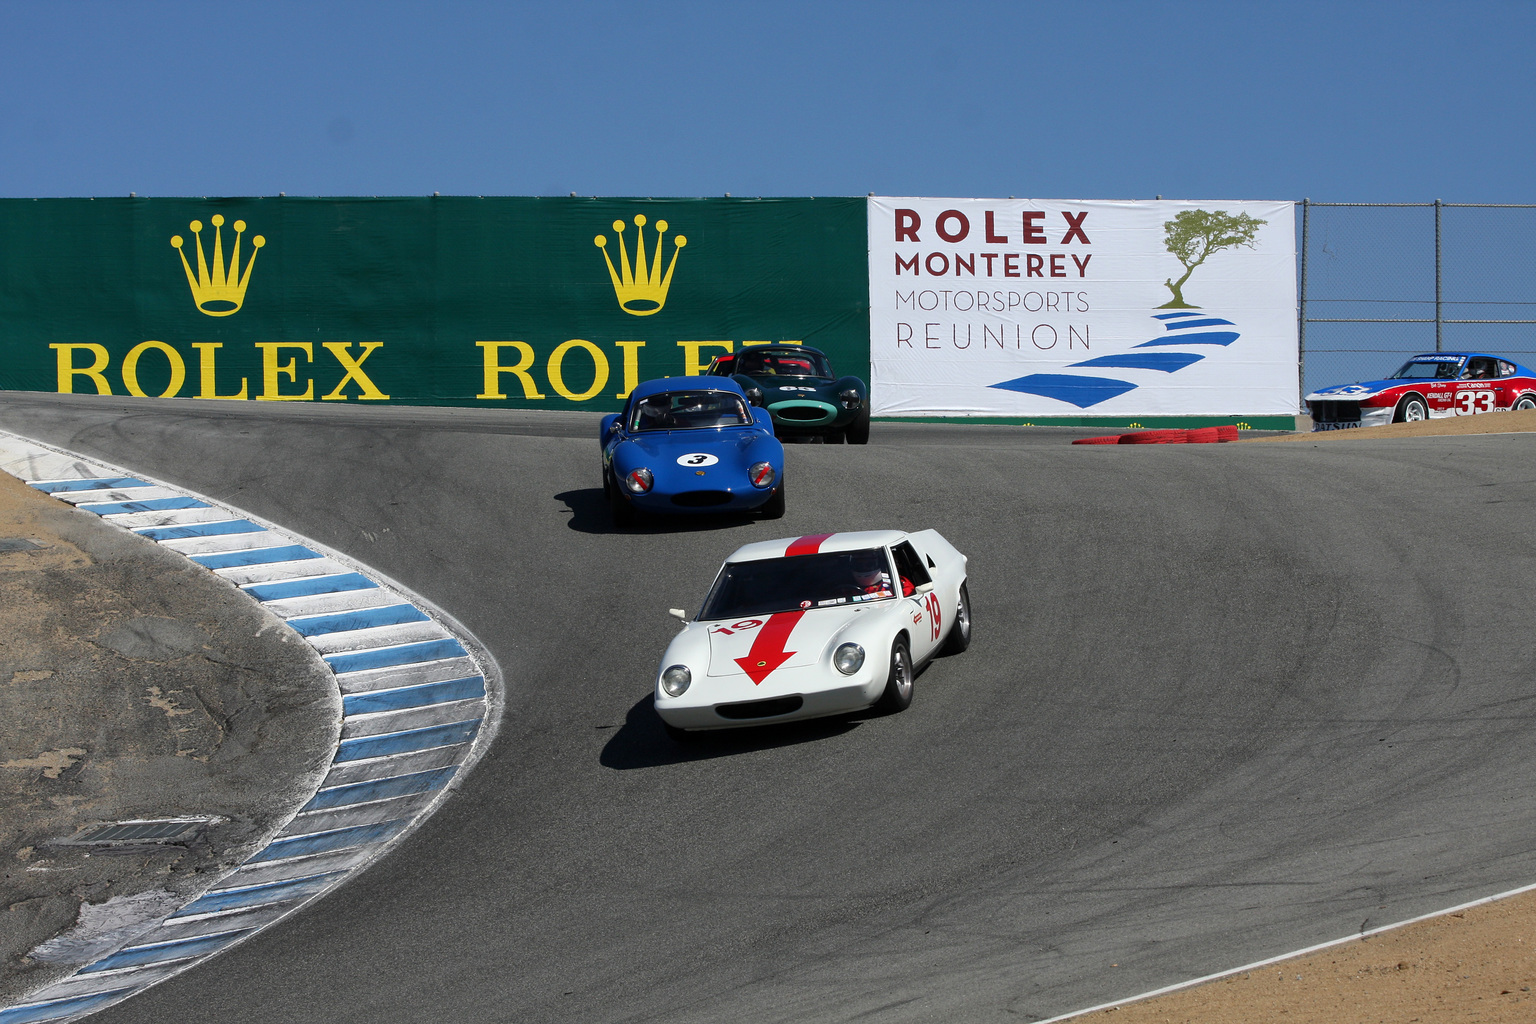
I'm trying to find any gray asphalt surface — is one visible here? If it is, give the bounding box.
[2,390,1534,1024]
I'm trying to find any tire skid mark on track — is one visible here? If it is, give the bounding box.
[0,431,502,1024]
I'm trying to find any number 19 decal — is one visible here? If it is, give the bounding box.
[924,591,942,641]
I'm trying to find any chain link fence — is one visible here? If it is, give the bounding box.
[1299,202,1536,398]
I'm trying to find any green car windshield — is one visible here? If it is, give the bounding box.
[737,349,833,379]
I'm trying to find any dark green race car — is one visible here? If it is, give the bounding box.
[705,344,870,444]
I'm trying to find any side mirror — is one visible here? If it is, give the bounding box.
[913,582,935,595]
[669,608,688,621]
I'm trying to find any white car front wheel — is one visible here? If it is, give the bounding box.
[875,637,914,714]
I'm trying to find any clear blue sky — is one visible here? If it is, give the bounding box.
[1,0,1531,202]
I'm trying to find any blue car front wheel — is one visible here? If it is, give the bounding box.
[759,480,786,519]
[609,471,639,528]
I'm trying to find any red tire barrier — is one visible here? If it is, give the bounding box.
[1071,425,1243,446]
[1119,429,1188,444]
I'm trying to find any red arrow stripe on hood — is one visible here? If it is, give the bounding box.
[735,610,804,684]
[786,533,834,557]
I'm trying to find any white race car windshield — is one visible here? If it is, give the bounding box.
[700,549,897,619]
[629,391,751,431]
[1390,358,1464,380]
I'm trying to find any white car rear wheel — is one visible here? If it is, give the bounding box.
[940,582,971,655]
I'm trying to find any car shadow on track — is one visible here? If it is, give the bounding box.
[600,695,862,769]
[556,488,772,536]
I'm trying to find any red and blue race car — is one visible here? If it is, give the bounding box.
[1305,352,1536,431]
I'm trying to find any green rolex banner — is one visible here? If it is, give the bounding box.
[0,197,870,408]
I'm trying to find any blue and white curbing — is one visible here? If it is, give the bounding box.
[0,431,502,1024]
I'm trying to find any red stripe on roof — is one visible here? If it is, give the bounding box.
[785,533,834,557]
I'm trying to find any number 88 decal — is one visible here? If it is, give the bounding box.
[1455,390,1495,415]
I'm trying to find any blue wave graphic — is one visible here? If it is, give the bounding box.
[1069,352,1204,373]
[1163,317,1234,330]
[986,308,1246,409]
[988,374,1138,407]
[1134,331,1240,348]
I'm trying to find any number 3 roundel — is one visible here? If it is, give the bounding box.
[676,453,720,466]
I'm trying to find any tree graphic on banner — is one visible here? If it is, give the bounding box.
[1160,209,1266,308]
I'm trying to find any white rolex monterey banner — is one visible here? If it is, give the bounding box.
[867,198,1297,416]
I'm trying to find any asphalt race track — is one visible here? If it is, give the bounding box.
[5,391,1536,1024]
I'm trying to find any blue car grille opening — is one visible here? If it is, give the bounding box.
[1310,400,1362,424]
[715,695,804,720]
[671,491,734,508]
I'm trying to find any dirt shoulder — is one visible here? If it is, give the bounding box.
[1091,888,1536,1023]
[1251,407,1536,441]
[0,470,337,1002]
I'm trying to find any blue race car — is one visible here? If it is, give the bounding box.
[601,377,786,527]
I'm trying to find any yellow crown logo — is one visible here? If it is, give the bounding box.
[170,214,265,317]
[594,215,686,316]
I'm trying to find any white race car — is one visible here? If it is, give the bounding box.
[654,530,970,736]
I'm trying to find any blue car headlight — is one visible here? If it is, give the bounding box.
[624,468,654,494]
[748,462,776,488]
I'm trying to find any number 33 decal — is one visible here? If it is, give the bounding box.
[1454,390,1495,414]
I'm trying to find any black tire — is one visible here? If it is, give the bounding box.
[759,480,786,519]
[1394,395,1428,423]
[1515,395,1536,412]
[939,582,971,655]
[846,408,871,445]
[875,637,914,714]
[608,472,638,528]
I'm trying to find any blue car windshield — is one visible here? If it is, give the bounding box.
[736,349,833,379]
[1390,358,1464,380]
[699,549,898,619]
[629,391,751,431]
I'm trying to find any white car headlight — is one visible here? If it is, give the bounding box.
[833,642,865,675]
[748,461,776,488]
[661,665,691,696]
[625,467,654,494]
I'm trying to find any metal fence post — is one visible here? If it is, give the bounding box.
[1435,198,1443,351]
[1298,198,1309,407]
